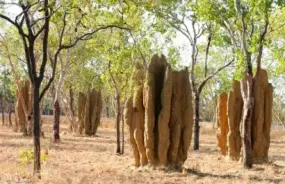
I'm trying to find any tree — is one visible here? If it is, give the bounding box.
[150,0,234,150]
[0,0,129,177]
[198,0,278,168]
[0,32,31,133]
[0,68,15,126]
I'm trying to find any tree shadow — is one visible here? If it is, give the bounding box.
[184,168,284,183]
[48,142,110,153]
[185,168,239,179]
[62,137,116,145]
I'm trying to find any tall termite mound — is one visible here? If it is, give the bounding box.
[216,92,229,156]
[227,80,243,160]
[144,54,172,166]
[78,92,86,134]
[168,69,193,167]
[15,80,33,135]
[251,69,273,163]
[124,54,193,168]
[77,88,102,136]
[216,69,273,163]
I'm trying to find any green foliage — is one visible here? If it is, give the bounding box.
[19,148,48,166]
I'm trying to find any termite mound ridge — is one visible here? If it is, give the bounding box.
[77,88,102,136]
[227,80,243,160]
[15,80,33,135]
[216,92,229,156]
[168,69,193,168]
[251,69,273,163]
[129,62,147,166]
[144,54,170,166]
[125,54,193,169]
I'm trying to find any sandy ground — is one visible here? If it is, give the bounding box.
[0,115,284,184]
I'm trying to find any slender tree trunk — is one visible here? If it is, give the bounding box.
[33,86,41,178]
[52,100,60,142]
[273,110,285,129]
[1,96,5,125]
[116,94,121,154]
[8,103,12,126]
[69,85,75,132]
[106,107,110,118]
[52,48,70,140]
[241,75,253,168]
[193,94,200,150]
[121,107,124,154]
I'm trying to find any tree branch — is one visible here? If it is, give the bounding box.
[38,0,50,84]
[198,59,234,94]
[129,31,147,68]
[108,60,119,93]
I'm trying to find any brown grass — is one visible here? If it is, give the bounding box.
[0,116,284,184]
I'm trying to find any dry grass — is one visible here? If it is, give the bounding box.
[0,116,284,184]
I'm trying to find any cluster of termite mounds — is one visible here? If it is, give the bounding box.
[124,54,193,169]
[78,88,103,136]
[216,69,273,163]
[15,80,33,136]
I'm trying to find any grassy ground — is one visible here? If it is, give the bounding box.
[0,115,284,184]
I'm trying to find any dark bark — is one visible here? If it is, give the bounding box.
[8,103,12,126]
[52,100,60,142]
[193,94,200,150]
[69,85,75,131]
[121,107,124,154]
[116,94,121,154]
[33,86,41,178]
[106,107,110,118]
[1,96,4,125]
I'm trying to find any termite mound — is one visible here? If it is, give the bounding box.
[77,88,102,136]
[124,54,193,169]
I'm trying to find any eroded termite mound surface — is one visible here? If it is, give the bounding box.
[227,80,243,160]
[77,88,103,136]
[251,69,273,163]
[124,54,193,169]
[216,92,229,156]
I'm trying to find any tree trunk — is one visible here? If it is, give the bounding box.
[193,94,200,150]
[116,94,121,154]
[33,86,41,178]
[52,100,60,142]
[69,85,75,132]
[241,75,253,168]
[52,48,70,140]
[106,107,110,118]
[8,103,12,126]
[1,96,5,125]
[121,107,124,154]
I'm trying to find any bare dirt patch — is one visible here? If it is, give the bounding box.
[0,116,284,184]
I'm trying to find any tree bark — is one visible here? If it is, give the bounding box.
[116,94,121,154]
[52,48,70,140]
[69,84,75,132]
[1,96,4,125]
[121,106,124,154]
[33,86,41,178]
[52,100,60,142]
[241,75,253,168]
[106,107,110,118]
[8,103,12,126]
[193,94,200,150]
